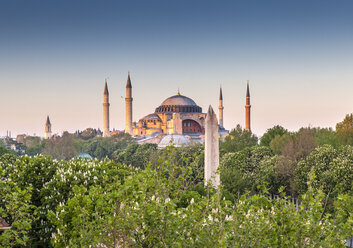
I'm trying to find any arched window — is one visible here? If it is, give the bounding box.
[182,119,202,134]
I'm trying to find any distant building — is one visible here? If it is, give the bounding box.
[118,73,254,146]
[1,136,25,153]
[44,116,52,139]
[133,91,206,138]
[158,134,191,148]
[76,153,93,160]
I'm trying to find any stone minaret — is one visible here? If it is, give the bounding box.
[125,72,133,135]
[44,116,52,139]
[103,79,110,137]
[245,81,251,131]
[218,86,224,128]
[204,105,220,188]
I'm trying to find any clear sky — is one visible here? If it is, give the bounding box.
[0,0,352,137]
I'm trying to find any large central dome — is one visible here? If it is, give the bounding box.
[155,94,202,114]
[161,95,197,106]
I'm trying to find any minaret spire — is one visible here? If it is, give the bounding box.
[126,72,132,88]
[246,81,250,97]
[104,79,109,95]
[125,72,133,135]
[103,79,110,137]
[245,80,251,131]
[46,115,51,125]
[218,85,224,128]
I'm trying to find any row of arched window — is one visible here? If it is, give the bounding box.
[155,105,202,113]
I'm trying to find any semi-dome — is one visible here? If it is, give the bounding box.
[141,113,161,121]
[161,94,197,106]
[155,94,202,114]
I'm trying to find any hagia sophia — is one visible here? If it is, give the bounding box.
[45,72,251,147]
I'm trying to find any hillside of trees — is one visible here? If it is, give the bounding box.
[1,114,353,247]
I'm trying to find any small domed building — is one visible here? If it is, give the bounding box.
[132,91,206,137]
[158,134,191,148]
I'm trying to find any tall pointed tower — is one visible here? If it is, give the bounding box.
[125,72,133,135]
[44,116,52,139]
[218,86,224,128]
[103,79,110,137]
[245,81,251,131]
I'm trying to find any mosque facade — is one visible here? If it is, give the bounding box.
[98,73,251,146]
[132,92,207,137]
[44,72,251,147]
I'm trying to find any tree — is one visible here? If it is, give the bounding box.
[0,146,9,156]
[24,136,45,156]
[2,149,353,247]
[79,128,97,140]
[48,155,353,247]
[295,144,353,216]
[260,125,288,147]
[75,132,134,160]
[0,167,34,247]
[220,146,275,199]
[42,132,78,160]
[286,127,317,162]
[221,124,258,153]
[267,128,318,196]
[336,114,353,145]
[269,133,293,155]
[0,154,59,247]
[296,145,353,199]
[225,179,353,247]
[270,128,317,161]
[80,137,117,160]
[312,127,340,148]
[113,143,158,168]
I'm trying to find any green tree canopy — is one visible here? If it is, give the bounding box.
[336,113,353,145]
[42,132,78,160]
[296,145,353,198]
[221,124,258,153]
[220,146,275,199]
[313,127,340,148]
[260,125,288,147]
[0,165,34,247]
[79,128,97,140]
[48,155,353,247]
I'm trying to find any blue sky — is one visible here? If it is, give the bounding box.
[0,0,352,136]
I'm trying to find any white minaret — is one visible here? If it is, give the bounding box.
[125,72,133,135]
[44,116,52,139]
[219,86,224,128]
[204,105,220,188]
[103,79,110,137]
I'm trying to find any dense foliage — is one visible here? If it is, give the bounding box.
[1,143,353,247]
[221,124,258,154]
[0,154,136,247]
[0,167,33,247]
[336,114,353,146]
[2,114,353,247]
[260,125,288,147]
